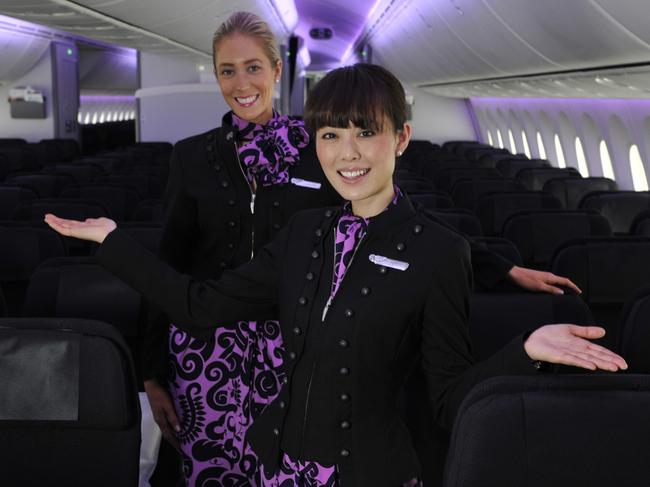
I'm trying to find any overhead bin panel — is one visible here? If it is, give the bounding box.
[0,19,50,83]
[487,0,650,68]
[591,0,650,45]
[73,0,298,53]
[373,4,500,84]
[431,0,560,74]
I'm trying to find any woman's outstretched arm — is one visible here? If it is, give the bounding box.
[420,234,627,431]
[44,214,283,340]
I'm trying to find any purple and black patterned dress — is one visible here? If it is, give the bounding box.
[166,111,308,486]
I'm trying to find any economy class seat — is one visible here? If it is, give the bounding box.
[468,292,593,361]
[409,192,455,210]
[130,199,164,222]
[39,138,80,162]
[472,236,523,268]
[0,225,66,315]
[23,256,147,384]
[451,177,525,210]
[0,317,140,486]
[474,191,563,236]
[544,176,617,209]
[477,152,527,168]
[579,190,650,234]
[516,166,581,191]
[428,209,483,237]
[551,236,650,347]
[502,209,612,269]
[443,375,650,487]
[630,209,650,235]
[496,158,550,178]
[0,185,38,219]
[61,184,142,221]
[433,167,501,193]
[618,284,650,372]
[42,163,102,184]
[5,173,74,198]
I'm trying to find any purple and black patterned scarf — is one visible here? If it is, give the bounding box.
[331,186,403,297]
[230,110,310,186]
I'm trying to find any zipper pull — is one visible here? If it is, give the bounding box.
[322,295,333,322]
[250,193,256,214]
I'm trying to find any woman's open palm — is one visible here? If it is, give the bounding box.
[44,214,117,244]
[524,324,628,372]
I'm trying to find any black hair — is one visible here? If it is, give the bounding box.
[304,63,407,134]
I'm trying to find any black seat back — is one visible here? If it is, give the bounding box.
[516,167,580,190]
[580,191,650,234]
[444,375,650,487]
[618,284,650,372]
[469,293,593,360]
[0,317,140,486]
[475,191,563,236]
[544,177,618,209]
[551,237,650,347]
[502,210,612,268]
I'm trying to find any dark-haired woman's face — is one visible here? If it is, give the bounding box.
[316,120,410,217]
[215,34,281,125]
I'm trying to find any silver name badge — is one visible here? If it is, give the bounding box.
[290,177,321,189]
[368,254,409,271]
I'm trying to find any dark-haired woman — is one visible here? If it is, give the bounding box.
[46,62,625,487]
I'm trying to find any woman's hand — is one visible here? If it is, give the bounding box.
[144,379,181,450]
[44,214,116,243]
[507,265,582,295]
[524,324,628,372]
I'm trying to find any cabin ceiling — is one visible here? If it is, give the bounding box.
[2,0,650,97]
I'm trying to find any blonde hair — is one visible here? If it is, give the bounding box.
[213,11,281,67]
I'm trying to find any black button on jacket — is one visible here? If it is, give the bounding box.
[142,121,341,381]
[98,195,535,486]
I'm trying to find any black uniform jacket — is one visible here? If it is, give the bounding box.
[143,118,341,381]
[98,195,534,486]
[143,119,513,382]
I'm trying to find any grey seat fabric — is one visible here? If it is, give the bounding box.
[443,375,650,487]
[0,317,140,487]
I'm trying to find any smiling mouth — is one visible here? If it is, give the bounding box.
[235,94,260,107]
[338,168,370,181]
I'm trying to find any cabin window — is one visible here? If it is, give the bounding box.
[487,130,494,146]
[554,134,566,168]
[599,140,615,180]
[629,144,649,191]
[84,113,90,125]
[119,112,125,121]
[497,129,505,149]
[521,131,532,158]
[508,129,517,153]
[536,132,547,160]
[91,112,98,125]
[574,137,590,177]
[99,112,106,124]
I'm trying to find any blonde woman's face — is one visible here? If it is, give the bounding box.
[215,34,281,125]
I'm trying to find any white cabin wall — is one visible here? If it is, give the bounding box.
[471,98,650,191]
[138,52,230,143]
[405,84,476,144]
[0,47,55,141]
